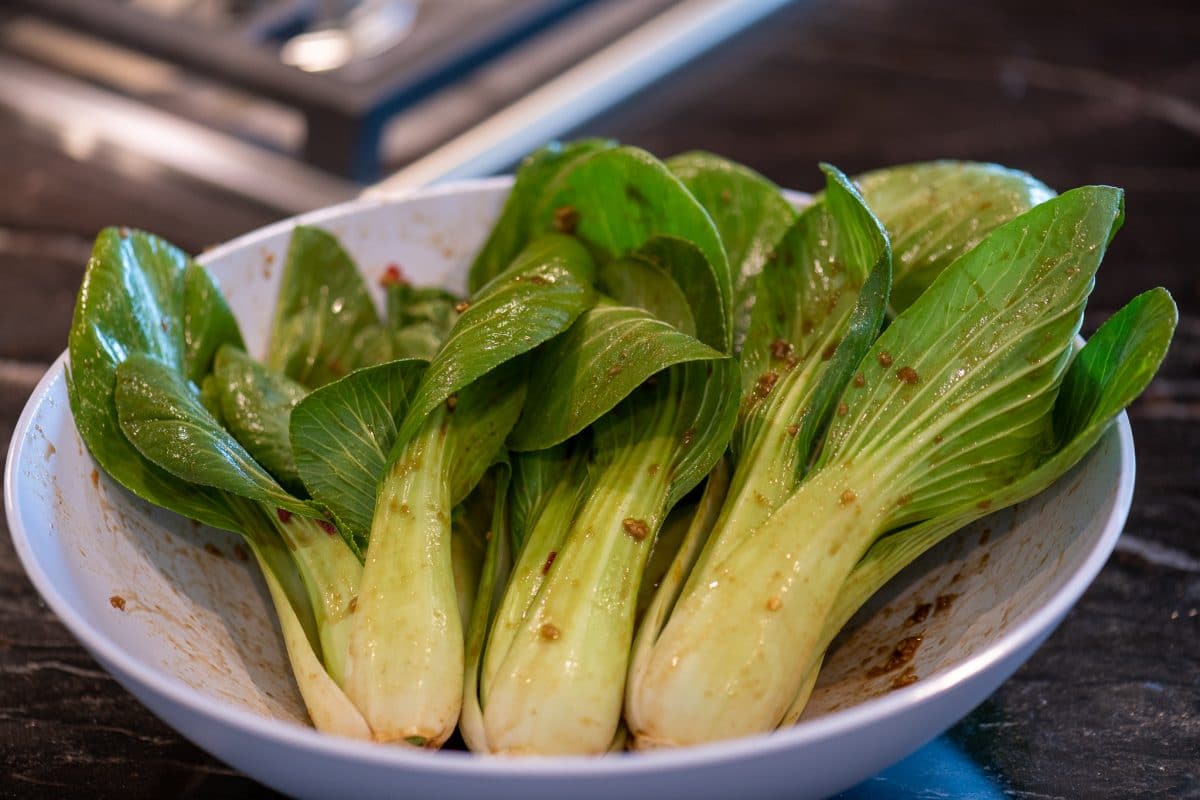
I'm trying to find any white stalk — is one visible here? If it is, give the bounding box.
[344,408,462,746]
[626,462,888,747]
[481,438,671,755]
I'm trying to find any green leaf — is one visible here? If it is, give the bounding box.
[741,165,890,399]
[855,161,1055,312]
[115,352,312,517]
[67,228,242,532]
[598,257,696,337]
[290,359,426,557]
[790,253,891,480]
[818,185,1126,524]
[592,357,739,508]
[662,166,892,605]
[825,287,1177,650]
[199,373,225,425]
[397,234,596,444]
[536,146,733,350]
[214,345,308,495]
[508,300,726,452]
[385,283,461,360]
[469,138,617,292]
[728,164,891,484]
[267,225,381,388]
[667,151,798,344]
[1054,287,1176,441]
[445,359,529,505]
[610,236,727,351]
[182,262,244,384]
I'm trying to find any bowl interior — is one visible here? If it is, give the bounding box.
[6,179,1130,784]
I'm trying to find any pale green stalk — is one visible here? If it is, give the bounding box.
[267,511,360,687]
[345,407,461,746]
[481,432,673,755]
[628,464,884,746]
[627,186,1124,747]
[479,472,586,706]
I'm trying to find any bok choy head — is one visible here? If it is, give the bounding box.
[466,147,740,755]
[68,228,371,739]
[290,233,596,746]
[627,183,1130,748]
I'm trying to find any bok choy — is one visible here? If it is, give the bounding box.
[66,140,1174,757]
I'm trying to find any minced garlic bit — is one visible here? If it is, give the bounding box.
[623,518,650,540]
[754,371,779,399]
[553,205,580,234]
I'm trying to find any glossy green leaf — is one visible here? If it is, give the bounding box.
[824,287,1177,656]
[214,345,308,494]
[469,138,616,292]
[855,161,1055,312]
[598,257,695,337]
[508,300,726,452]
[290,359,426,556]
[667,151,797,344]
[664,166,891,602]
[818,185,1126,524]
[385,283,461,360]
[608,236,727,351]
[1054,287,1176,441]
[445,359,529,505]
[267,225,380,388]
[397,234,596,444]
[182,262,244,384]
[199,373,225,424]
[536,146,732,349]
[67,228,242,532]
[115,352,313,517]
[790,254,891,479]
[741,165,889,401]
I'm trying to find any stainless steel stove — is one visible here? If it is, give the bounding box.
[0,0,792,210]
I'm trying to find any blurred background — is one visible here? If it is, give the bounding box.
[0,1,1196,797]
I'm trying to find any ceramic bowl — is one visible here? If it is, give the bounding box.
[5,178,1134,799]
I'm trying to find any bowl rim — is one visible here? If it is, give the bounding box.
[5,177,1136,778]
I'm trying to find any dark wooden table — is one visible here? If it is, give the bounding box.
[1,1,1196,797]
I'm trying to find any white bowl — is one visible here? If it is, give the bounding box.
[4,177,1134,800]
